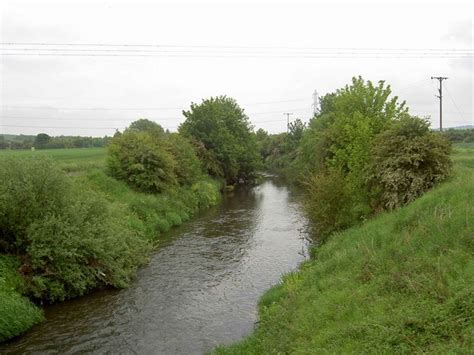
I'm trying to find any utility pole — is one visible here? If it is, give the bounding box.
[312,90,320,116]
[283,112,293,133]
[431,76,448,131]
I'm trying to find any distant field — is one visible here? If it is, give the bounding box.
[0,148,107,172]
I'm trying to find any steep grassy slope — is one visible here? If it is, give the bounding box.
[215,144,473,353]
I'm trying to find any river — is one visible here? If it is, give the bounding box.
[1,177,309,354]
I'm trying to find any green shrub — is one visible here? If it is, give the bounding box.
[0,157,70,253]
[107,130,177,193]
[192,180,222,209]
[166,133,203,185]
[0,157,150,302]
[303,169,361,240]
[368,115,452,210]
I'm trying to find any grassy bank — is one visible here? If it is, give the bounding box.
[0,147,221,342]
[215,144,474,353]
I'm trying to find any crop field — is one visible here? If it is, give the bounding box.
[0,148,107,172]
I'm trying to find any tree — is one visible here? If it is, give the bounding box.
[296,77,409,236]
[128,118,165,136]
[34,133,51,149]
[286,118,306,152]
[179,96,260,183]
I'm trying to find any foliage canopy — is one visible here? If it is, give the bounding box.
[179,96,260,183]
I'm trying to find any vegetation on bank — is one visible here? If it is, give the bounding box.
[0,151,221,341]
[257,77,452,239]
[0,255,43,342]
[0,81,468,349]
[216,77,468,353]
[0,102,258,341]
[215,143,473,354]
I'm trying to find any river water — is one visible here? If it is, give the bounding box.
[1,177,309,354]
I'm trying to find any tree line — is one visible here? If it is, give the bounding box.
[0,134,111,150]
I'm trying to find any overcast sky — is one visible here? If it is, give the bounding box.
[1,0,472,136]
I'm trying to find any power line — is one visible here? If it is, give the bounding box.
[0,116,183,121]
[0,98,310,111]
[443,83,465,120]
[1,42,472,51]
[2,48,472,57]
[2,53,471,59]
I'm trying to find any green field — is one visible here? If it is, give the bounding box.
[215,143,474,353]
[0,148,107,172]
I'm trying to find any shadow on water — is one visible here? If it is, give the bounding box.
[1,177,309,355]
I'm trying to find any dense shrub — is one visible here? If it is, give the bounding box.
[368,115,452,210]
[107,130,178,193]
[303,169,360,240]
[0,157,150,302]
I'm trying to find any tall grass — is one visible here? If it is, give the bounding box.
[214,144,474,353]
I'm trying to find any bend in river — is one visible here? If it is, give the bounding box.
[1,177,310,354]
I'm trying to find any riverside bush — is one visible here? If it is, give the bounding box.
[107,122,204,192]
[0,157,150,302]
[107,130,178,193]
[368,115,452,210]
[295,78,450,237]
[304,169,361,240]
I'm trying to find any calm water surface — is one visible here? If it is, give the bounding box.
[1,178,309,354]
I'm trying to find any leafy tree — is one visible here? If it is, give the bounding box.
[34,133,51,149]
[286,118,306,152]
[179,96,260,183]
[296,77,412,236]
[128,118,165,136]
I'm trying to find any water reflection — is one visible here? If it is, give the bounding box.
[1,178,309,355]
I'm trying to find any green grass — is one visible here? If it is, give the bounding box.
[0,148,107,172]
[81,169,221,241]
[0,256,44,342]
[215,143,474,354]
